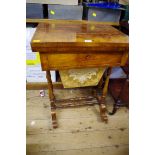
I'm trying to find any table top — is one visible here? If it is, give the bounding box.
[31,20,129,53]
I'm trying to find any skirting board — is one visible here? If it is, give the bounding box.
[26,82,63,90]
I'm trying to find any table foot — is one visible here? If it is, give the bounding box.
[101,114,108,123]
[51,111,58,128]
[98,96,108,123]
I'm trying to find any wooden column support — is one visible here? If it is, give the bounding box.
[46,71,58,128]
[99,67,112,123]
[98,75,104,89]
[46,71,55,106]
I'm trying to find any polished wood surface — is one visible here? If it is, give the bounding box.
[40,52,123,70]
[31,20,128,53]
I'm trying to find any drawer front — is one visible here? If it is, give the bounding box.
[40,52,124,70]
[26,3,43,19]
[88,8,121,22]
[48,5,83,20]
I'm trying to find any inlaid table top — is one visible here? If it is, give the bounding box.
[31,20,129,53]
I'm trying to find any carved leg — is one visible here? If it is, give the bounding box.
[46,71,58,128]
[98,75,104,89]
[46,71,55,105]
[92,74,104,99]
[99,67,112,123]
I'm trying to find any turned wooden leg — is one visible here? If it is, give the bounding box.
[99,67,112,123]
[46,71,55,105]
[92,74,104,98]
[46,71,58,128]
[98,75,104,89]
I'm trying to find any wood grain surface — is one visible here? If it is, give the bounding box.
[31,20,128,53]
[40,52,123,70]
[30,20,128,71]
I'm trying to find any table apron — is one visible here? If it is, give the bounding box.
[39,51,128,70]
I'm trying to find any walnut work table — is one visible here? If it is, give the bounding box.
[31,20,129,128]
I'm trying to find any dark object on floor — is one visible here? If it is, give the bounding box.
[108,62,129,115]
